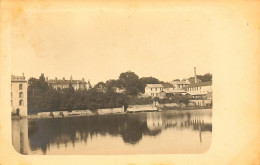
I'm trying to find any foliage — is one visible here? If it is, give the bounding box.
[189,73,212,82]
[197,73,212,82]
[27,71,211,113]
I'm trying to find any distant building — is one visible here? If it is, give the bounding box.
[47,76,89,90]
[145,84,164,97]
[171,80,190,90]
[11,74,27,116]
[187,81,212,96]
[187,81,212,106]
[159,89,187,97]
[185,67,213,106]
[159,83,186,97]
[145,83,189,97]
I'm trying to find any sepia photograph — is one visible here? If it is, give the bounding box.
[10,5,213,154]
[1,0,260,164]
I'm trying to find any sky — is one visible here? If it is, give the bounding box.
[11,4,213,85]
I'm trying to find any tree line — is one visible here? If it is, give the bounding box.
[27,71,212,114]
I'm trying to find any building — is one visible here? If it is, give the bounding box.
[11,74,28,116]
[47,76,89,90]
[171,80,190,90]
[187,81,212,106]
[145,83,188,97]
[187,81,212,96]
[186,67,213,106]
[159,89,187,97]
[145,84,164,97]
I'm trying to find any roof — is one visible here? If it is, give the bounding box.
[11,75,27,82]
[146,84,164,88]
[188,81,212,87]
[161,89,187,93]
[48,79,86,84]
[162,83,174,88]
[171,80,190,85]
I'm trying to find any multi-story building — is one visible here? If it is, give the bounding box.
[145,84,164,97]
[187,81,212,96]
[11,74,28,116]
[47,76,89,90]
[171,80,190,90]
[187,81,212,106]
[145,83,188,97]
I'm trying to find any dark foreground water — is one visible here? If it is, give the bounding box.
[12,109,212,155]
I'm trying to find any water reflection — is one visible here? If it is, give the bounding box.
[12,109,212,154]
[12,119,30,154]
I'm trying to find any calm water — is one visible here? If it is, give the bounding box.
[12,109,212,155]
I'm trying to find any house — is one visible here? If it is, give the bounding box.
[171,80,190,90]
[187,81,212,106]
[11,74,28,116]
[145,84,164,97]
[47,76,89,90]
[187,81,212,97]
[159,89,187,97]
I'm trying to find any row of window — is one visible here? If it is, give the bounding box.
[150,87,163,91]
[11,84,23,89]
[187,86,201,91]
[11,92,24,98]
[11,100,24,106]
[151,93,160,96]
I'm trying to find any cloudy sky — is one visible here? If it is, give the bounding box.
[10,2,215,85]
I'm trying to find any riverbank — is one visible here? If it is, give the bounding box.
[159,106,212,111]
[24,105,212,120]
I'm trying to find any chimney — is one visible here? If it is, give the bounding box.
[46,77,48,82]
[63,77,65,81]
[82,78,85,82]
[194,67,197,83]
[55,77,58,81]
[22,73,25,79]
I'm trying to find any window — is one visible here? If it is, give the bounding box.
[151,88,152,91]
[11,100,13,106]
[19,84,23,90]
[156,88,157,91]
[19,100,24,106]
[19,92,23,98]
[11,92,12,99]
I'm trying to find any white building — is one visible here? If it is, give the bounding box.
[145,84,164,97]
[187,81,212,96]
[11,74,28,116]
[171,80,190,90]
[187,81,212,106]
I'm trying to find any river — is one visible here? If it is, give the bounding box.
[12,109,212,155]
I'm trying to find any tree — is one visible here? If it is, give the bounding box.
[197,73,212,82]
[119,71,140,96]
[138,77,160,93]
[28,73,61,113]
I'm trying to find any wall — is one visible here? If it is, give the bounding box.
[145,87,163,96]
[11,81,27,116]
[188,85,212,95]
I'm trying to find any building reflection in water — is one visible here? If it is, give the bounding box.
[12,118,30,154]
[12,110,212,154]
